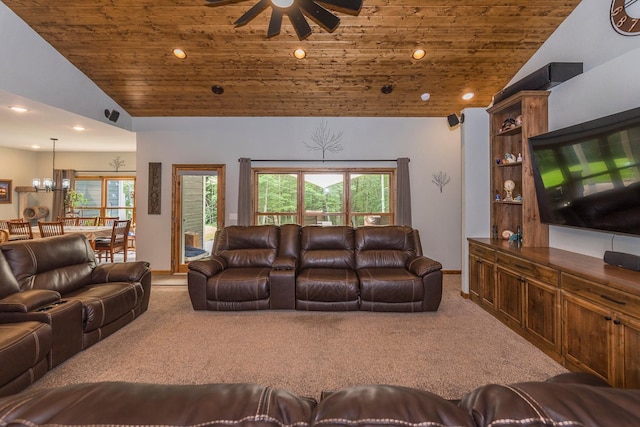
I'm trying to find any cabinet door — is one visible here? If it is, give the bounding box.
[563,293,614,385]
[496,267,523,327]
[469,254,482,302]
[524,278,560,356]
[481,260,496,310]
[620,314,640,388]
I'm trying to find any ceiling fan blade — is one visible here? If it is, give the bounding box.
[286,7,312,39]
[298,0,340,32]
[316,0,362,14]
[267,8,284,37]
[234,0,270,26]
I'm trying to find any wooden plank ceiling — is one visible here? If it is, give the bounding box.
[3,0,581,117]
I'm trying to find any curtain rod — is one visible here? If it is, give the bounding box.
[245,159,404,163]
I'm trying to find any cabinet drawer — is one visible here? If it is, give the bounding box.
[562,273,640,318]
[469,243,495,261]
[496,252,558,286]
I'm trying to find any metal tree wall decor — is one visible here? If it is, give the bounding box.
[432,171,451,193]
[303,119,344,160]
[110,156,126,172]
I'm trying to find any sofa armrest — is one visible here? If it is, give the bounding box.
[92,261,151,283]
[0,289,61,313]
[188,256,227,278]
[406,256,442,277]
[273,256,296,270]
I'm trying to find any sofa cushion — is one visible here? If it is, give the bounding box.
[0,252,20,300]
[0,382,316,427]
[299,226,355,270]
[297,268,359,303]
[355,226,417,269]
[65,282,142,332]
[207,267,271,302]
[313,385,475,427]
[0,234,95,294]
[215,225,279,268]
[357,268,424,303]
[0,321,52,387]
[460,381,640,427]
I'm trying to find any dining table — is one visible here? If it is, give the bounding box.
[31,225,113,248]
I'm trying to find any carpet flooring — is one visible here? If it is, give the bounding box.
[29,275,567,400]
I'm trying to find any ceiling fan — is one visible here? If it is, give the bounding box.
[206,0,363,39]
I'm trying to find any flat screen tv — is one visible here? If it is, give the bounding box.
[528,106,640,236]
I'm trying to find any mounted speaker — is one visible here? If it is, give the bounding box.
[493,62,583,105]
[604,250,640,272]
[447,113,464,128]
[104,109,120,123]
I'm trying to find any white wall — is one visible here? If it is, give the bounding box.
[0,147,37,219]
[0,2,131,130]
[460,108,490,293]
[135,117,462,272]
[510,0,640,259]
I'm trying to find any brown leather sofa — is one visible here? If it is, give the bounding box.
[188,225,443,312]
[0,373,637,426]
[0,233,152,397]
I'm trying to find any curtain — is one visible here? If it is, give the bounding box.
[237,158,252,225]
[396,158,412,226]
[52,169,76,219]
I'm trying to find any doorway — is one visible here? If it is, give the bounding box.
[171,164,225,273]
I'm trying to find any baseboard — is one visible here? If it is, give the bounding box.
[443,270,461,275]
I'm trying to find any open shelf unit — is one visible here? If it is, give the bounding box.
[487,90,549,247]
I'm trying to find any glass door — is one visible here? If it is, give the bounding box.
[172,165,225,273]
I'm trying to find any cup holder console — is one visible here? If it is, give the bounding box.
[36,300,69,312]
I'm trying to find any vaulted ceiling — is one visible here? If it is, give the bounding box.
[2,0,581,117]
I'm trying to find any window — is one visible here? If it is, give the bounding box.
[254,168,395,226]
[73,177,136,222]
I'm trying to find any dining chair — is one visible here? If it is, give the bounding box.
[1,218,23,229]
[7,221,33,240]
[58,216,78,226]
[76,216,99,226]
[99,217,119,227]
[95,219,130,262]
[38,221,65,238]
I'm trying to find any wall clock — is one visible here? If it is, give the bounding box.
[611,0,640,36]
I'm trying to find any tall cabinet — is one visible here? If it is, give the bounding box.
[487,91,549,247]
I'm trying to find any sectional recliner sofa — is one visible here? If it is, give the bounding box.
[188,224,443,312]
[0,233,152,397]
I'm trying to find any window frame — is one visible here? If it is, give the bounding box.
[74,175,136,224]
[252,167,396,226]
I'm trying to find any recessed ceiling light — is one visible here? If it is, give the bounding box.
[31,145,40,150]
[173,48,187,59]
[9,106,28,113]
[73,125,85,131]
[381,85,393,94]
[462,92,475,100]
[293,48,306,59]
[412,49,426,60]
[420,93,431,101]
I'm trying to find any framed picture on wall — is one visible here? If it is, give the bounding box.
[0,180,12,203]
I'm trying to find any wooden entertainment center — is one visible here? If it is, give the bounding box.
[467,90,640,388]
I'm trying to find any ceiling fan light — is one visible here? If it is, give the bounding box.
[293,48,306,59]
[271,0,294,8]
